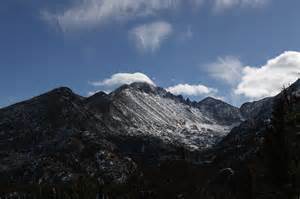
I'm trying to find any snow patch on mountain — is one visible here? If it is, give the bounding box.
[105,85,237,149]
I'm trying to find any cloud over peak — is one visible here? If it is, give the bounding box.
[89,72,218,99]
[90,72,155,88]
[130,21,173,52]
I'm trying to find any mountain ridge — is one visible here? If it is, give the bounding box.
[85,82,242,149]
[0,79,299,198]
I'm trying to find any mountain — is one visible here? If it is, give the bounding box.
[123,79,300,199]
[240,97,274,120]
[197,97,243,125]
[239,80,300,121]
[0,83,240,187]
[86,82,242,149]
[0,79,299,198]
[198,79,300,198]
[0,87,136,187]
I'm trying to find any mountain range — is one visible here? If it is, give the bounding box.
[0,79,299,198]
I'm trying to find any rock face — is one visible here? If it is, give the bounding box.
[240,97,274,120]
[0,87,136,186]
[0,83,241,187]
[197,97,243,125]
[0,79,299,198]
[87,82,241,149]
[199,79,300,199]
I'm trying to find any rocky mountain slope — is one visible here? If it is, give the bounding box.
[0,87,137,188]
[193,79,300,199]
[0,79,299,198]
[0,82,241,191]
[240,97,274,120]
[196,97,243,125]
[87,82,241,149]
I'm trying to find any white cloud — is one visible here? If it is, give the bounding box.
[42,0,269,31]
[207,56,243,85]
[130,21,173,52]
[235,51,300,99]
[42,0,181,32]
[88,73,220,100]
[214,0,269,11]
[166,84,217,96]
[90,72,155,88]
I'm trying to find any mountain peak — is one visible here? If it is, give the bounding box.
[88,91,108,98]
[113,82,166,96]
[48,87,74,95]
[128,82,157,92]
[199,97,236,108]
[200,96,222,104]
[38,86,83,102]
[197,97,242,125]
[86,91,110,113]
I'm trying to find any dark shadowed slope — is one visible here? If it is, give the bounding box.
[198,79,300,199]
[0,87,136,186]
[197,97,243,125]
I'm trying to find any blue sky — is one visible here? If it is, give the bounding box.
[1,0,300,107]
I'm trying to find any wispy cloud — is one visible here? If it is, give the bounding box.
[206,56,243,85]
[213,0,269,12]
[129,21,173,52]
[42,0,179,32]
[166,83,217,96]
[42,0,270,31]
[235,51,300,99]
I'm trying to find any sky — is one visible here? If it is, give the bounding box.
[1,0,300,107]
